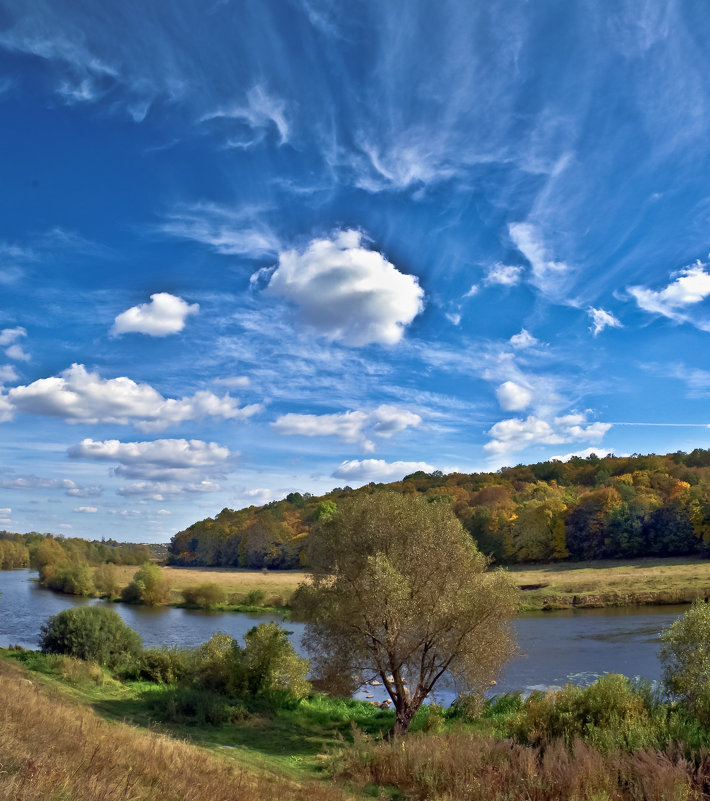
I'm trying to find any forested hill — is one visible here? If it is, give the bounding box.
[168,450,710,569]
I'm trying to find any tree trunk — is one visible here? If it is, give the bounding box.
[387,703,417,738]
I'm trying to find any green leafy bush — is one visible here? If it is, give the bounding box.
[121,563,171,605]
[660,600,710,723]
[94,563,120,597]
[40,606,142,668]
[45,563,96,596]
[181,583,226,609]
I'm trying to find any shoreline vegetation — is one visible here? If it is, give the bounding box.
[4,609,710,801]
[24,557,710,614]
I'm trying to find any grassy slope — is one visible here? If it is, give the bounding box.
[0,650,394,783]
[0,655,354,801]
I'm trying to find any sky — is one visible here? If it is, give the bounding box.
[3,0,710,541]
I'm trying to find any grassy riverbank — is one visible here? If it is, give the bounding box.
[5,647,710,800]
[511,557,710,611]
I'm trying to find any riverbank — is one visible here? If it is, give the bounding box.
[510,556,710,611]
[4,647,710,801]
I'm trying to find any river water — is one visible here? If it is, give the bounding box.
[0,569,685,701]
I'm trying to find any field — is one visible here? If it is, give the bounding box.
[110,565,308,606]
[510,556,710,610]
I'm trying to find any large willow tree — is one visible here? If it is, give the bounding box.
[296,492,519,735]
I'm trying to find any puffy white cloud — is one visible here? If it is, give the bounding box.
[485,413,611,455]
[112,293,199,337]
[588,307,622,336]
[4,364,262,432]
[484,263,524,287]
[157,509,171,515]
[332,459,436,483]
[74,506,97,513]
[496,381,533,411]
[628,262,710,329]
[272,404,422,451]
[68,437,231,480]
[464,284,479,298]
[508,223,570,298]
[509,329,538,349]
[265,230,424,346]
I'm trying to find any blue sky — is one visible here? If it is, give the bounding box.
[3,0,710,541]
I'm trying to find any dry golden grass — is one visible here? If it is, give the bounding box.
[107,565,308,604]
[331,728,707,801]
[510,557,710,609]
[0,658,350,801]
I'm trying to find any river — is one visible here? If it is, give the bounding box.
[0,569,685,702]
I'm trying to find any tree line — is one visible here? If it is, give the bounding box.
[168,449,710,568]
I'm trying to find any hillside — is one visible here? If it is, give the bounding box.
[168,450,710,568]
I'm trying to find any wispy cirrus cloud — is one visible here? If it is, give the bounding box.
[0,470,102,497]
[159,202,279,257]
[199,85,290,148]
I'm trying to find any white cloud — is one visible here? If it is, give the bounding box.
[4,363,262,432]
[68,437,231,481]
[265,230,424,346]
[0,327,26,346]
[484,263,524,287]
[244,487,278,505]
[157,509,171,515]
[485,413,611,455]
[0,472,101,496]
[0,327,29,361]
[74,506,97,513]
[464,284,479,298]
[200,85,289,147]
[332,459,436,483]
[117,479,221,498]
[628,262,710,329]
[509,329,538,349]
[272,404,422,451]
[214,375,251,389]
[5,344,29,361]
[549,447,618,462]
[496,381,533,412]
[0,365,17,385]
[508,222,570,298]
[588,307,622,336]
[160,202,279,257]
[0,507,10,515]
[445,312,462,326]
[112,293,199,337]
